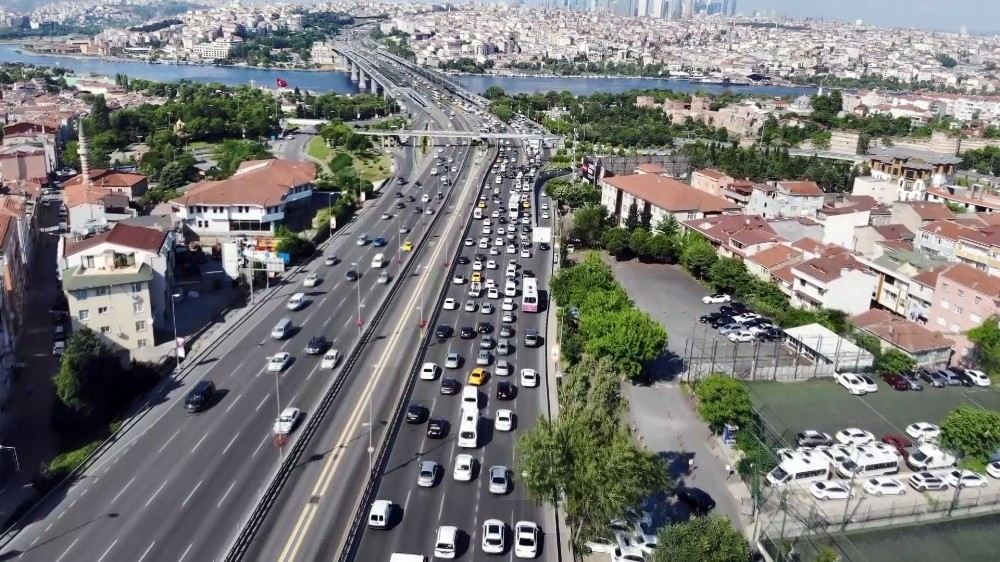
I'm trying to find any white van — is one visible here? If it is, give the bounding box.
[836,445,900,478]
[504,280,517,297]
[474,207,483,220]
[906,443,957,471]
[434,526,458,559]
[368,500,392,529]
[390,554,426,562]
[766,455,830,487]
[271,318,293,340]
[286,292,306,310]
[461,386,479,409]
[371,253,386,269]
[457,410,478,448]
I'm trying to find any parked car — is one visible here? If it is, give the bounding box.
[944,469,988,489]
[881,434,913,457]
[858,374,879,393]
[901,370,925,390]
[676,487,716,515]
[881,372,911,391]
[962,368,991,387]
[835,373,869,395]
[863,477,907,496]
[796,430,834,448]
[918,369,947,388]
[810,480,852,500]
[941,368,973,387]
[908,471,947,492]
[835,427,875,446]
[905,422,941,442]
[702,293,731,304]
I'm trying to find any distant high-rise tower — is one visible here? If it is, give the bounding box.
[682,0,694,19]
[729,0,737,16]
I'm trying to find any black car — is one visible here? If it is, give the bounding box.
[477,322,493,334]
[457,256,470,265]
[413,206,423,214]
[435,324,453,339]
[498,217,507,224]
[539,242,550,251]
[440,377,460,395]
[305,336,327,355]
[394,190,403,197]
[496,381,515,400]
[184,380,215,413]
[720,303,748,315]
[426,418,447,439]
[460,326,476,339]
[677,487,716,515]
[709,316,733,329]
[395,202,405,209]
[522,270,535,278]
[406,195,416,202]
[474,253,487,262]
[945,368,974,387]
[397,178,407,185]
[345,269,359,282]
[405,404,428,424]
[757,328,784,342]
[699,312,722,324]
[499,324,514,338]
[373,237,387,247]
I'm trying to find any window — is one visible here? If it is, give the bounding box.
[78,309,89,320]
[137,339,149,348]
[131,283,142,293]
[133,301,143,313]
[74,289,88,300]
[84,256,95,268]
[940,300,949,310]
[135,320,146,332]
[971,313,982,324]
[96,287,109,296]
[955,305,963,314]
[957,289,964,297]
[98,306,108,315]
[100,326,111,334]
[975,296,982,305]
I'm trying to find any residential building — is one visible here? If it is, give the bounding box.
[890,201,955,233]
[745,244,802,282]
[866,147,961,200]
[65,183,136,235]
[851,309,953,369]
[0,195,32,340]
[681,214,780,260]
[689,168,733,197]
[62,262,156,355]
[745,180,825,219]
[909,266,946,325]
[852,175,916,205]
[863,248,949,319]
[925,263,1000,362]
[817,202,873,250]
[598,173,738,228]
[0,144,50,183]
[790,251,878,315]
[61,168,149,202]
[951,223,1000,276]
[171,159,316,242]
[925,185,1000,214]
[853,223,914,258]
[720,179,755,208]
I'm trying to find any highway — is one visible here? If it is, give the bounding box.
[0,74,477,562]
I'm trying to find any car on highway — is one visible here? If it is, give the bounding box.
[905,422,940,441]
[402,240,414,252]
[435,325,453,339]
[268,352,292,372]
[499,324,514,338]
[944,469,988,488]
[381,212,392,220]
[497,339,512,355]
[453,454,475,482]
[481,302,495,314]
[810,480,852,501]
[320,349,342,370]
[514,521,540,559]
[305,336,327,355]
[496,381,515,400]
[420,362,439,381]
[356,234,369,246]
[287,292,307,311]
[835,427,875,446]
[377,271,390,284]
[273,407,301,435]
[426,418,447,439]
[184,380,216,413]
[468,367,488,386]
[496,360,512,377]
[480,336,496,350]
[908,471,947,492]
[520,368,539,388]
[405,403,428,424]
[417,460,439,487]
[443,298,458,310]
[489,466,510,495]
[502,311,515,323]
[440,377,460,395]
[495,409,514,432]
[444,352,461,369]
[345,269,359,282]
[863,477,907,496]
[303,273,320,287]
[464,301,477,313]
[482,519,506,554]
[324,255,340,266]
[702,293,731,304]
[452,274,466,285]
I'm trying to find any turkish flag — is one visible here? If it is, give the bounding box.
[276,77,289,88]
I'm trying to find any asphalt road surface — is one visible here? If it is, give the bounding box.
[0,85,472,562]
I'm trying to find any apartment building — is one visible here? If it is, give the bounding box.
[745,244,802,282]
[171,159,316,242]
[790,251,878,315]
[866,147,960,199]
[852,223,914,258]
[0,144,49,183]
[851,309,953,369]
[926,263,1000,362]
[863,248,949,320]
[952,224,1000,276]
[62,168,149,201]
[925,185,1000,214]
[890,201,955,233]
[745,181,825,219]
[598,173,739,228]
[681,214,780,260]
[689,168,733,197]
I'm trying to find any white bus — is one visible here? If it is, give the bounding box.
[508,193,520,221]
[457,409,478,448]
[521,278,539,313]
[766,454,831,487]
[836,445,900,478]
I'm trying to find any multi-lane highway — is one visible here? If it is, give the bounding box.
[0,70,483,562]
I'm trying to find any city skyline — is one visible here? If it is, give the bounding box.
[744,0,999,33]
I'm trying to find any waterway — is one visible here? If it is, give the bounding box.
[0,43,816,97]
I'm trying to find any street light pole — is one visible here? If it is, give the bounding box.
[170,292,182,373]
[352,262,363,332]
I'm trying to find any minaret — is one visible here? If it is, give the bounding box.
[77,121,92,187]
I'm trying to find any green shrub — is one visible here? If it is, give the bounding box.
[42,440,101,481]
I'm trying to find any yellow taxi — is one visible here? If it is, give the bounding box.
[522,200,531,209]
[477,201,487,209]
[471,271,482,283]
[402,240,414,252]
[467,367,488,386]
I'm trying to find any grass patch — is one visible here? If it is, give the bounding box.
[41,440,101,482]
[187,140,221,151]
[307,136,331,162]
[356,152,392,185]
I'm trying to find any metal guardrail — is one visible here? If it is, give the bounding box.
[222,139,482,562]
[335,144,500,561]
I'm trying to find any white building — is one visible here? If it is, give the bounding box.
[745,181,826,219]
[193,37,243,60]
[790,251,878,315]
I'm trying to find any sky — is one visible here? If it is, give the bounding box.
[744,0,1000,33]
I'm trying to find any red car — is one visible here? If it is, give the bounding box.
[882,434,913,457]
[881,372,910,391]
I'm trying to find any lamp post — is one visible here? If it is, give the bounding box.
[170,292,182,372]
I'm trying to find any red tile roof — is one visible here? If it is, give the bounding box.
[872,224,914,241]
[173,159,316,207]
[919,220,977,242]
[748,245,802,269]
[792,252,868,284]
[603,174,739,214]
[902,201,955,221]
[63,168,147,189]
[779,180,824,196]
[912,265,946,288]
[939,263,1000,299]
[851,309,953,353]
[65,222,168,257]
[695,168,725,180]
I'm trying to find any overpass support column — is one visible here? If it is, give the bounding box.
[374,83,384,97]
[350,62,359,83]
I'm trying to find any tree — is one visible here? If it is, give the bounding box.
[580,307,666,380]
[54,328,125,420]
[624,200,640,231]
[602,227,630,258]
[628,228,651,260]
[654,517,751,562]
[656,215,679,238]
[640,207,653,231]
[872,348,916,375]
[694,375,757,433]
[709,257,753,297]
[157,161,191,190]
[968,315,1000,380]
[483,85,507,100]
[816,547,841,562]
[646,233,677,263]
[551,253,619,307]
[939,406,1000,463]
[570,205,610,247]
[681,236,718,279]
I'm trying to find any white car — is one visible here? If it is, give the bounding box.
[520,249,531,258]
[481,519,506,554]
[612,545,646,562]
[905,422,941,441]
[302,273,320,287]
[487,287,501,299]
[287,292,307,311]
[863,477,907,496]
[502,298,515,311]
[495,408,514,432]
[963,368,990,387]
[273,407,301,435]
[464,237,474,246]
[502,311,515,323]
[489,246,500,256]
[443,298,458,310]
[473,261,484,271]
[320,350,342,369]
[478,239,489,249]
[702,293,731,304]
[268,352,292,372]
[835,373,869,395]
[417,460,439,488]
[727,330,754,343]
[452,275,466,285]
[453,454,475,482]
[487,259,498,269]
[506,244,517,254]
[810,480,852,500]
[986,460,1000,479]
[584,536,619,555]
[481,302,495,314]
[541,203,549,210]
[52,341,65,356]
[514,520,540,559]
[945,469,988,488]
[541,212,550,220]
[835,428,875,446]
[420,362,439,381]
[520,368,539,388]
[465,301,478,313]
[858,374,879,393]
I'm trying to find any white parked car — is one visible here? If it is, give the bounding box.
[481,519,506,554]
[452,274,466,285]
[612,545,646,562]
[273,407,301,435]
[302,273,320,287]
[465,301,478,313]
[420,362,439,381]
[944,469,988,488]
[835,373,870,395]
[495,408,514,432]
[443,298,458,310]
[506,244,517,254]
[520,249,531,258]
[905,422,941,442]
[320,350,342,370]
[863,477,907,496]
[584,536,619,555]
[487,287,501,299]
[487,259,498,269]
[702,293,731,304]
[963,369,990,387]
[810,480,852,500]
[986,460,1000,479]
[835,427,875,446]
[453,454,475,482]
[514,520,540,559]
[520,368,539,388]
[481,303,495,314]
[268,352,292,372]
[858,374,879,393]
[502,298,515,311]
[727,330,754,343]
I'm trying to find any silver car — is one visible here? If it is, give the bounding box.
[489,465,509,495]
[476,350,492,366]
[445,352,461,369]
[417,460,439,488]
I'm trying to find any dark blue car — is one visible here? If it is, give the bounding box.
[373,237,387,247]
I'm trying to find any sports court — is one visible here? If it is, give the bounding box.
[746,378,1000,448]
